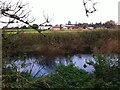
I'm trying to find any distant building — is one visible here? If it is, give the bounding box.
[51,24,67,30]
[51,26,61,30]
[65,24,82,30]
[38,26,51,30]
[51,24,95,31]
[87,27,94,30]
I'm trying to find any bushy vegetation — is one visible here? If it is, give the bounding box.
[41,64,95,88]
[2,53,120,88]
[87,54,120,88]
[2,64,46,89]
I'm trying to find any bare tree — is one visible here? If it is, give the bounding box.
[0,0,45,39]
[42,10,54,25]
[0,1,34,24]
[38,10,54,30]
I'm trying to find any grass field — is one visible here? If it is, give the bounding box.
[4,29,98,34]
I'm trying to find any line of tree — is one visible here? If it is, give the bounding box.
[4,20,117,30]
[69,20,117,29]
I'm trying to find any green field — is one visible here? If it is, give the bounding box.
[4,29,98,34]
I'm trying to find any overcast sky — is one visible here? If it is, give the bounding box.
[20,0,119,25]
[0,0,120,27]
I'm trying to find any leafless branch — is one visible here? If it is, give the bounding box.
[0,0,45,39]
[83,0,97,17]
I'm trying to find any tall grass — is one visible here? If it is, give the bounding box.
[3,29,119,57]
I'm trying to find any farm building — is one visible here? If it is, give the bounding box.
[51,24,94,30]
[65,24,83,30]
[38,26,51,30]
[87,27,94,30]
[51,26,61,30]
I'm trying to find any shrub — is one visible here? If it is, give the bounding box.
[41,63,94,88]
[86,53,120,88]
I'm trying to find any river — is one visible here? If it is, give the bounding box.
[4,53,118,77]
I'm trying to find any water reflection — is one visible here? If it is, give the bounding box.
[5,54,118,77]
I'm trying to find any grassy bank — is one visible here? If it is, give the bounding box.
[5,29,90,34]
[3,29,119,57]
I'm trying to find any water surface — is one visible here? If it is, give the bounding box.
[5,54,118,77]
